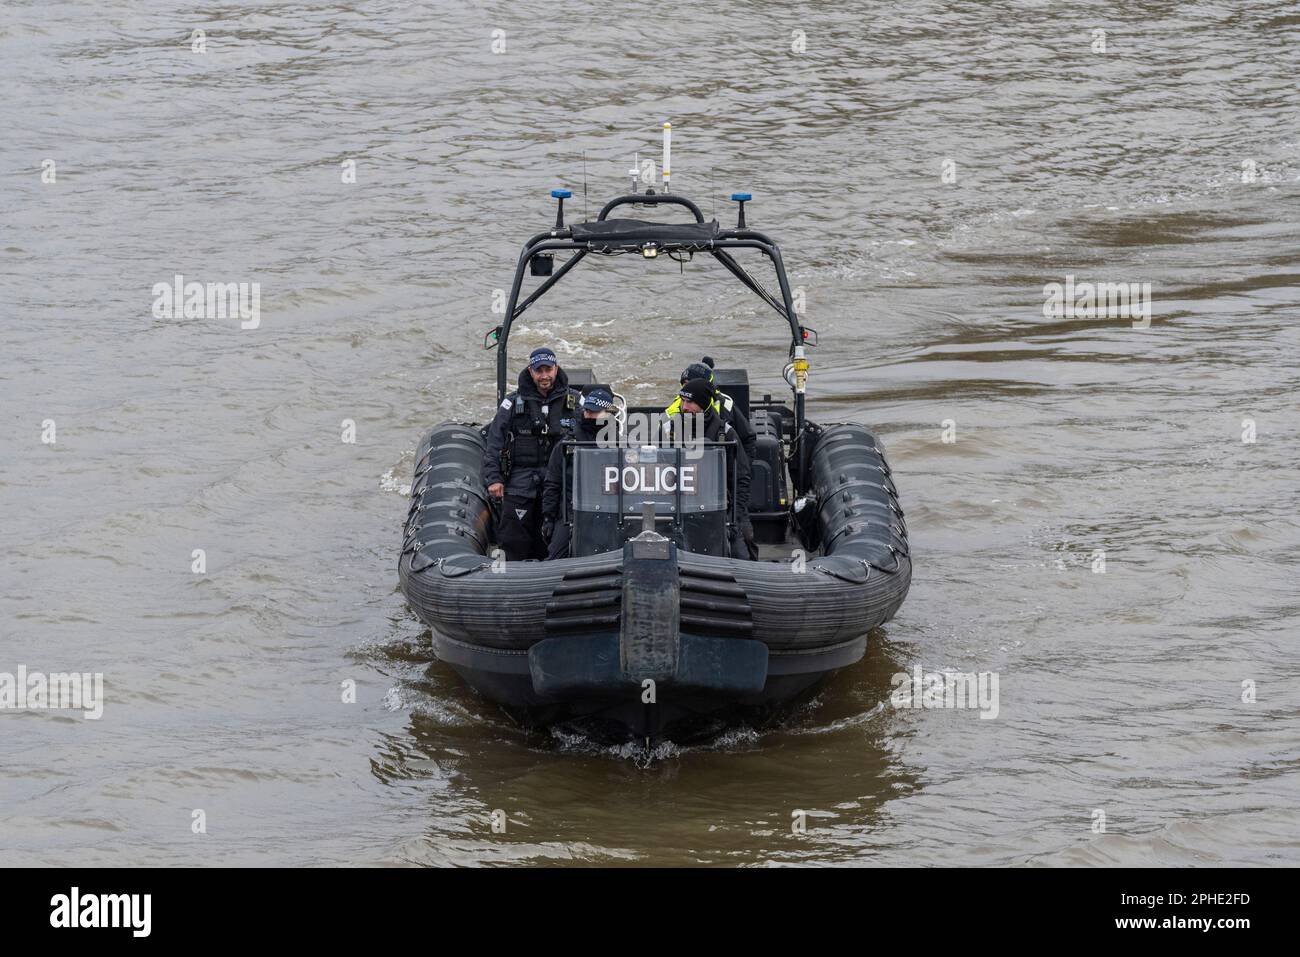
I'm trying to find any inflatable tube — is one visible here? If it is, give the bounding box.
[397,419,911,739]
[400,421,909,647]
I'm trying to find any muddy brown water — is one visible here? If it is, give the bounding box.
[2,1,1298,865]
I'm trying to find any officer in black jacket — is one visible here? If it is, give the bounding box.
[482,347,581,561]
[666,378,756,559]
[670,357,758,470]
[541,387,618,560]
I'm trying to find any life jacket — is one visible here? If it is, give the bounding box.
[506,370,578,470]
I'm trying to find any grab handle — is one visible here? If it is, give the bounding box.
[596,194,705,223]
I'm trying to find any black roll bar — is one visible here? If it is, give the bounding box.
[711,249,788,321]
[597,193,705,223]
[514,249,587,320]
[498,239,801,398]
[495,199,809,487]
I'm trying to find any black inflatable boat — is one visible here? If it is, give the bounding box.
[399,188,911,744]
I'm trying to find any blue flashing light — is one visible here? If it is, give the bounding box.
[730,192,752,202]
[552,189,573,198]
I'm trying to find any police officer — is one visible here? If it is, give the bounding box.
[664,356,758,485]
[541,387,618,561]
[667,378,756,559]
[482,346,581,561]
[665,359,758,556]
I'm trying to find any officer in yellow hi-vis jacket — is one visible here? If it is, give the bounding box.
[664,358,759,558]
[664,357,758,467]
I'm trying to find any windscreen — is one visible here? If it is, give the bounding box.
[572,445,727,515]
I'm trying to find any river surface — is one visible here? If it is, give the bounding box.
[3,1,1298,866]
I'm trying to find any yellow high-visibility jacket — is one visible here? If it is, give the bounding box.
[664,390,734,417]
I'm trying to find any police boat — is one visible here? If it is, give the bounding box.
[400,140,910,744]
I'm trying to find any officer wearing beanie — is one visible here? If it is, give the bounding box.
[483,346,582,561]
[665,377,756,559]
[664,356,758,500]
[541,387,619,560]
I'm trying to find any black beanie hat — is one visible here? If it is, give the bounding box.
[680,361,713,384]
[677,377,716,407]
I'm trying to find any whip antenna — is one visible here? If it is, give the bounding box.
[662,121,671,193]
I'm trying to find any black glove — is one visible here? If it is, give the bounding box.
[541,519,554,543]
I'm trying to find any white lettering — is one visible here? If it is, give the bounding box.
[600,464,698,495]
[50,887,150,937]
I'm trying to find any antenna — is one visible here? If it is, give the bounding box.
[662,122,671,193]
[583,151,588,222]
[630,151,640,193]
